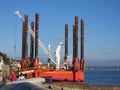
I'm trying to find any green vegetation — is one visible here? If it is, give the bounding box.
[0,51,10,65]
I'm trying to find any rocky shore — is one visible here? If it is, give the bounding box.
[41,83,120,90]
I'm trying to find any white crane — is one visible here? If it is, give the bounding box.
[14,10,62,69]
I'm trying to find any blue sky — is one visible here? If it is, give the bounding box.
[0,0,120,66]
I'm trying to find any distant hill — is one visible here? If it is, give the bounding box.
[86,66,120,71]
[0,51,10,65]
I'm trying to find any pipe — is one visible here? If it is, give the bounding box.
[21,14,28,69]
[81,19,84,60]
[30,22,34,66]
[35,13,39,58]
[80,19,85,70]
[65,24,68,60]
[73,16,79,82]
[24,14,28,59]
[73,25,75,60]
[75,16,78,58]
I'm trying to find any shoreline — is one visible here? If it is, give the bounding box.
[0,81,120,90]
[42,83,120,90]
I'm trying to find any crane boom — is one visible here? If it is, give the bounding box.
[14,10,57,64]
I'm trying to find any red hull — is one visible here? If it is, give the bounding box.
[39,70,84,81]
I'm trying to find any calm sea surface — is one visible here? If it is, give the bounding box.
[85,70,120,86]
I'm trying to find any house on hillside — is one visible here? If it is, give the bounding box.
[0,56,10,76]
[0,56,4,70]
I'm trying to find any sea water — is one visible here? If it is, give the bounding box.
[85,70,120,86]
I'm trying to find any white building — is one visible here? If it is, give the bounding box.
[0,56,4,70]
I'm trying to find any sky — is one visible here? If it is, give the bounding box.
[0,0,120,66]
